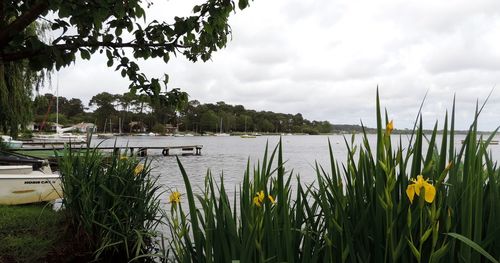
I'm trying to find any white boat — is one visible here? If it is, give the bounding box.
[0,135,23,149]
[0,164,62,205]
[32,132,86,143]
[32,125,87,143]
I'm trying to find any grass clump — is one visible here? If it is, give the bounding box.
[0,205,64,262]
[166,91,500,262]
[58,147,163,262]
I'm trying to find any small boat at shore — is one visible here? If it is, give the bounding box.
[0,135,23,149]
[240,134,256,138]
[0,164,62,205]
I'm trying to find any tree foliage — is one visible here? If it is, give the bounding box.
[0,0,251,95]
[33,91,334,134]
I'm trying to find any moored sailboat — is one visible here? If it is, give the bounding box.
[240,117,256,138]
[32,125,87,143]
[215,118,230,136]
[32,77,87,143]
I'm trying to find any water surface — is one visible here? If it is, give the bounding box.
[92,134,500,205]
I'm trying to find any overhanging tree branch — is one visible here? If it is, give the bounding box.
[0,40,184,62]
[0,0,49,48]
[54,41,183,50]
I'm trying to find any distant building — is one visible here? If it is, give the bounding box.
[25,122,35,131]
[129,121,147,133]
[165,124,178,133]
[73,123,96,133]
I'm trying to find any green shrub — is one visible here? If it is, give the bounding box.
[59,147,163,261]
[152,124,166,135]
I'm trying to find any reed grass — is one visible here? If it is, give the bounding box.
[166,91,500,262]
[58,146,163,261]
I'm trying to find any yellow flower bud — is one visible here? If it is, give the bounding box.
[386,120,394,134]
[268,195,276,204]
[134,164,144,176]
[169,191,181,204]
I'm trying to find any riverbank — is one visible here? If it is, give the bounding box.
[0,204,91,263]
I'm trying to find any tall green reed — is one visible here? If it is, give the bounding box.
[166,92,500,262]
[59,146,163,261]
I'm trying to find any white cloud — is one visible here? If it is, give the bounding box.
[39,0,500,131]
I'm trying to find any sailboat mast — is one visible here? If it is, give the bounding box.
[56,75,59,127]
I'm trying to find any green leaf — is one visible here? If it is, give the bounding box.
[447,233,499,263]
[429,243,449,263]
[407,239,421,262]
[420,227,433,243]
[238,0,249,10]
[80,49,90,60]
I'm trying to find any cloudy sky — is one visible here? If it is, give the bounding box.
[46,0,500,130]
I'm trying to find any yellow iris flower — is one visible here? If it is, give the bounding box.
[406,175,436,204]
[169,191,181,204]
[134,163,144,176]
[253,190,265,207]
[253,196,261,207]
[253,191,276,207]
[386,120,394,134]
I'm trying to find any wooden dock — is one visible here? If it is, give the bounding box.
[460,140,499,145]
[21,141,86,147]
[15,145,203,157]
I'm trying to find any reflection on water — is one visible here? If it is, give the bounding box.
[91,134,500,207]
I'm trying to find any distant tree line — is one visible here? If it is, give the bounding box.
[32,92,334,134]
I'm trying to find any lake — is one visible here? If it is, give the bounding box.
[92,133,500,207]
